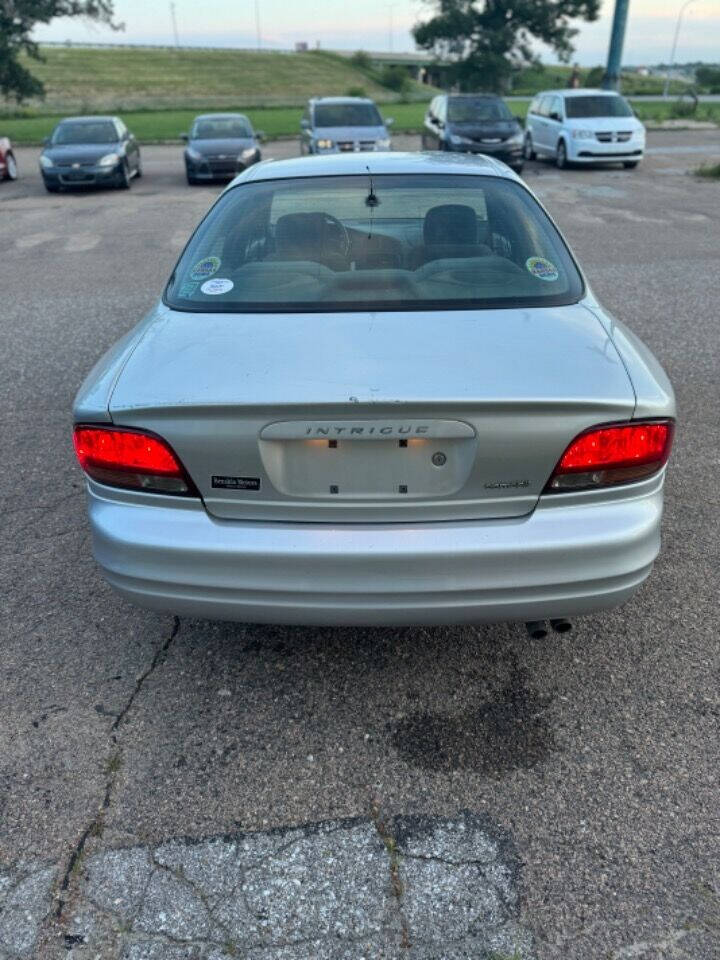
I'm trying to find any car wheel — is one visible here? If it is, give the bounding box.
[511,163,525,175]
[556,140,568,170]
[186,168,198,185]
[523,134,536,161]
[117,161,131,189]
[5,152,18,180]
[623,160,639,169]
[135,158,143,178]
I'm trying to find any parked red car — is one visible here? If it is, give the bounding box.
[0,137,18,181]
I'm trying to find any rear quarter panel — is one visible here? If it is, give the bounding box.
[73,303,165,422]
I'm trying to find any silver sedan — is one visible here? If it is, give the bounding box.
[73,152,675,629]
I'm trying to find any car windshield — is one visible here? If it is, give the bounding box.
[192,117,252,139]
[448,98,513,123]
[52,121,118,145]
[165,173,583,313]
[565,95,633,118]
[314,103,382,127]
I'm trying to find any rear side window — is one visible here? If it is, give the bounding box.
[165,174,584,313]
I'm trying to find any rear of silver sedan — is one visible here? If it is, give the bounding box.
[72,155,675,626]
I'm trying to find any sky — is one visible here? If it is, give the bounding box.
[32,0,720,66]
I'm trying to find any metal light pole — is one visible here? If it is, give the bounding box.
[663,0,698,98]
[602,0,630,90]
[169,2,179,48]
[387,4,398,53]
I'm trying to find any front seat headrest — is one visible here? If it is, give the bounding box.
[424,204,478,245]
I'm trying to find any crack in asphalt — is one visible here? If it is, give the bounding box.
[52,617,181,926]
[370,802,411,950]
[112,616,181,732]
[149,851,235,944]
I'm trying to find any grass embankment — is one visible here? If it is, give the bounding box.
[3,46,426,112]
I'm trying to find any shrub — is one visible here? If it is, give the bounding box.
[670,97,698,119]
[379,65,412,98]
[351,50,371,72]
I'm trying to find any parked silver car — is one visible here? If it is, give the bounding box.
[300,97,392,154]
[73,152,675,628]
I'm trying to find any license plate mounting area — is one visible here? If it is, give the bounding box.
[258,420,477,500]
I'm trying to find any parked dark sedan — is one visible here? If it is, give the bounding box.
[181,113,263,184]
[39,116,141,192]
[422,94,525,173]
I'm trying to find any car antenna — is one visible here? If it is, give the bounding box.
[365,165,379,208]
[365,164,379,241]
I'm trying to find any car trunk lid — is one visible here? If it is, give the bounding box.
[108,305,635,522]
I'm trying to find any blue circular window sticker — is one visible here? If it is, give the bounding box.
[190,256,221,281]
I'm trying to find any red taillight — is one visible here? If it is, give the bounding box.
[73,425,197,496]
[547,420,674,492]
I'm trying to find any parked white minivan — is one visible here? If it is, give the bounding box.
[524,89,645,170]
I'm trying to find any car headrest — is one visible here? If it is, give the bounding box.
[275,212,331,248]
[424,204,478,245]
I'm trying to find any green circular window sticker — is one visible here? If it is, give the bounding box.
[526,256,559,282]
[190,256,221,281]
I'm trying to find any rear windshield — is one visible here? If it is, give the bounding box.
[52,121,118,145]
[565,95,633,118]
[165,174,584,313]
[448,98,513,122]
[192,117,252,139]
[314,103,382,127]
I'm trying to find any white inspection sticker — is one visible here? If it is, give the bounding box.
[201,278,234,295]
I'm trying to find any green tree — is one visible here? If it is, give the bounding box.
[0,1,122,102]
[413,0,601,93]
[696,64,720,93]
[584,65,604,87]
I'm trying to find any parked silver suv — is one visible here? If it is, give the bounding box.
[300,97,392,155]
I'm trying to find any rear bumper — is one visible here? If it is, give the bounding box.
[86,477,665,626]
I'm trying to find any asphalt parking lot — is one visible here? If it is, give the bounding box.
[1,130,719,960]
